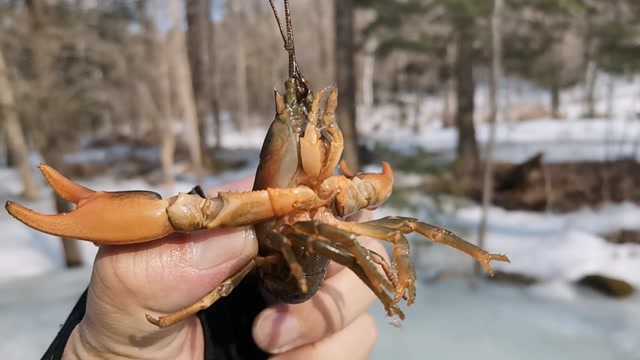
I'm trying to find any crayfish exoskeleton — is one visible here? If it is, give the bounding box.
[4,0,509,329]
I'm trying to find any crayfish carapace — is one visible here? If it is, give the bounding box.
[5,0,509,328]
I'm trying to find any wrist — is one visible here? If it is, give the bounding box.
[63,316,204,360]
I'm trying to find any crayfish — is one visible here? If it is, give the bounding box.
[5,0,509,329]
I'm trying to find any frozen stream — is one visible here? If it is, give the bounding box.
[372,279,640,360]
[0,268,638,359]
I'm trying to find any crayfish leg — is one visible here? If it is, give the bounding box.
[283,221,405,319]
[363,216,510,276]
[267,232,308,293]
[322,220,416,305]
[146,258,257,328]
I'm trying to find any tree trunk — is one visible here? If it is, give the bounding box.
[186,0,212,162]
[206,0,223,149]
[314,0,333,79]
[0,50,40,200]
[56,196,83,267]
[4,125,15,167]
[606,75,615,119]
[159,38,176,185]
[477,0,504,276]
[550,80,560,119]
[361,37,377,108]
[168,0,202,175]
[138,0,176,185]
[335,0,360,171]
[454,18,479,177]
[233,9,249,132]
[582,20,598,118]
[26,0,86,267]
[584,59,598,118]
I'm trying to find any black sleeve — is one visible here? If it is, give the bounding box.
[41,274,269,360]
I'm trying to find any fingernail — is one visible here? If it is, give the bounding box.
[191,227,256,270]
[254,309,301,353]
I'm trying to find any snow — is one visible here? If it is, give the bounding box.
[372,279,640,360]
[361,77,640,163]
[457,203,640,286]
[0,269,90,359]
[377,194,640,289]
[1,269,638,360]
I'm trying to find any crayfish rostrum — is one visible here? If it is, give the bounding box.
[5,0,509,329]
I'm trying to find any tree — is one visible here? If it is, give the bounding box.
[335,0,360,171]
[504,0,586,119]
[0,48,39,200]
[24,0,85,267]
[452,8,480,177]
[357,0,492,176]
[477,0,503,275]
[168,0,203,175]
[229,1,250,132]
[186,0,213,162]
[206,0,223,149]
[138,0,176,184]
[581,0,640,117]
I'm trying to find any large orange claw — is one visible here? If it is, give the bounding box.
[5,165,175,245]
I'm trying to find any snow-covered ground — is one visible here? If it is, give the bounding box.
[362,77,640,163]
[372,279,640,360]
[1,78,640,358]
[377,197,640,290]
[1,268,638,360]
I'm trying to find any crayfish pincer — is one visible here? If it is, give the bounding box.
[5,0,509,329]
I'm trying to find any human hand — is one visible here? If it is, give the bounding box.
[252,239,380,359]
[252,210,379,359]
[63,178,379,359]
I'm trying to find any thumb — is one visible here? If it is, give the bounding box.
[184,227,258,276]
[91,226,258,315]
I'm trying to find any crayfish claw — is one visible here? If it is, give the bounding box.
[6,165,175,244]
[38,164,95,204]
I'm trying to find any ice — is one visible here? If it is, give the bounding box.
[0,269,90,359]
[372,279,640,360]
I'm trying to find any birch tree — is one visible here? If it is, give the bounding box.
[477,0,503,275]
